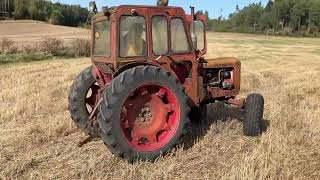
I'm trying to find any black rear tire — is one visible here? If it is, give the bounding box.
[98,65,190,162]
[243,93,264,136]
[68,66,99,137]
[189,104,209,133]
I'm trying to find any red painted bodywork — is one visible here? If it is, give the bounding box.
[90,5,241,106]
[204,57,241,98]
[186,13,207,54]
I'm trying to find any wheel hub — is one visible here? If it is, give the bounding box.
[137,105,152,123]
[120,84,179,151]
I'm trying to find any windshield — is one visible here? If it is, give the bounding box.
[93,20,111,57]
[171,18,191,54]
[152,16,168,55]
[194,20,204,50]
[119,16,147,57]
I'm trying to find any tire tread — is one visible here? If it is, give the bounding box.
[99,65,190,162]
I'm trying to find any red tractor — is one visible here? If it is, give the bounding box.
[68,0,264,162]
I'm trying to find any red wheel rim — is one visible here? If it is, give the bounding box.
[120,84,180,152]
[85,83,100,114]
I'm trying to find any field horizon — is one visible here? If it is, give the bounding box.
[1,30,320,179]
[0,20,90,48]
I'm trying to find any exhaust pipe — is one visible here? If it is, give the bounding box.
[190,6,198,50]
[157,0,169,6]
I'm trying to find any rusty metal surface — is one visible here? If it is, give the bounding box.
[186,14,207,54]
[77,136,95,147]
[90,6,198,104]
[204,57,241,99]
[224,98,245,107]
[89,5,242,106]
[92,64,113,87]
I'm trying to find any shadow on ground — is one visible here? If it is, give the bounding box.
[67,101,269,156]
[184,101,269,149]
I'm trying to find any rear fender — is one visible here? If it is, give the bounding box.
[92,64,113,87]
[113,62,180,82]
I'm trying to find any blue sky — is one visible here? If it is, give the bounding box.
[51,0,268,18]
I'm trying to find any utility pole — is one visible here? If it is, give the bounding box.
[219,8,223,22]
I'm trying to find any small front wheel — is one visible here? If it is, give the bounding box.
[243,93,264,136]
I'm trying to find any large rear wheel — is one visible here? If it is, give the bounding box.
[68,66,100,137]
[98,65,190,162]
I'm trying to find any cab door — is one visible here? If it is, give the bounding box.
[168,15,199,103]
[149,9,199,104]
[148,10,170,60]
[186,14,207,54]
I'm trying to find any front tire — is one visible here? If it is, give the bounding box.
[243,93,264,136]
[98,65,190,162]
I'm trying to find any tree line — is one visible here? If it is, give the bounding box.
[201,0,320,37]
[2,0,320,36]
[0,0,89,27]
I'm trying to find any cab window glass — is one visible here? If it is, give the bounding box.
[194,20,204,50]
[93,20,111,57]
[170,18,190,53]
[120,16,147,57]
[152,16,168,55]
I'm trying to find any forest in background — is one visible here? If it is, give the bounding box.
[1,0,320,37]
[0,0,88,27]
[202,0,320,37]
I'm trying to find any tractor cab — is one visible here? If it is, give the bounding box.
[90,5,207,66]
[90,4,209,103]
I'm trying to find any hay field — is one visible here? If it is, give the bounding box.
[0,20,90,47]
[1,32,320,179]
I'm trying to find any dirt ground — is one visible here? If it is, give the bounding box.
[1,32,320,179]
[0,20,90,47]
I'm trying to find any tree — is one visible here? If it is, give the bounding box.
[2,0,87,26]
[49,9,64,25]
[28,0,47,21]
[229,3,263,30]
[269,1,282,32]
[277,0,294,28]
[260,11,273,30]
[205,0,320,36]
[204,11,212,30]
[265,0,274,12]
[309,0,320,33]
[290,0,308,31]
[244,3,264,30]
[9,0,14,17]
[14,0,29,19]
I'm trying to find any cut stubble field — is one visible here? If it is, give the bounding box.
[1,32,320,179]
[0,20,90,47]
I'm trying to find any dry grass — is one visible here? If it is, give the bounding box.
[0,20,90,48]
[1,32,320,179]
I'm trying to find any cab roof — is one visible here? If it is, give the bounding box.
[115,5,185,12]
[94,5,186,18]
